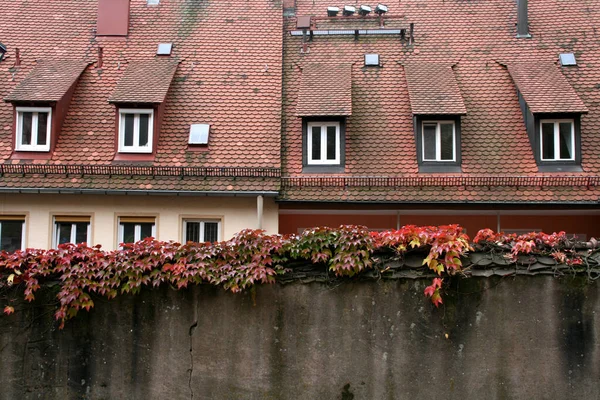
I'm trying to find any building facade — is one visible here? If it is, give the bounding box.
[0,0,282,250]
[2,0,600,251]
[279,0,600,239]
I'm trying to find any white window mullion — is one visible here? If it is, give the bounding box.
[435,124,441,161]
[321,128,327,162]
[133,114,140,147]
[87,223,92,244]
[70,223,77,243]
[31,112,39,146]
[20,221,25,250]
[199,221,205,242]
[336,126,340,163]
[553,122,560,160]
[134,224,141,242]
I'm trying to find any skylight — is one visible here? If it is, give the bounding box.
[365,54,380,66]
[189,124,210,145]
[559,53,576,66]
[157,43,172,56]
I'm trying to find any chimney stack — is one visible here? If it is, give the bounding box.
[516,0,531,38]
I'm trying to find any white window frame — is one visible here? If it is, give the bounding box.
[118,108,154,153]
[183,219,221,243]
[539,119,575,161]
[306,121,341,165]
[118,220,156,244]
[422,120,456,162]
[0,220,26,251]
[52,220,91,247]
[15,107,52,152]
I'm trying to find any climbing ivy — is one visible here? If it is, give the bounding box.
[0,225,589,328]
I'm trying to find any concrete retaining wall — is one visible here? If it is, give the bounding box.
[0,276,598,399]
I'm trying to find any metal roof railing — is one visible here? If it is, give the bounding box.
[0,164,281,179]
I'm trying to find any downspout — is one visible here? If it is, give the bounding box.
[257,195,264,230]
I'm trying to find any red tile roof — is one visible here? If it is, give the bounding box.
[507,62,588,114]
[109,58,179,104]
[4,60,89,102]
[0,0,283,194]
[404,63,467,115]
[296,63,352,116]
[280,0,600,204]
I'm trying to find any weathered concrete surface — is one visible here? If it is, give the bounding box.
[0,277,598,399]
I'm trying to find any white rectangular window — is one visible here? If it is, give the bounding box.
[118,217,156,244]
[540,119,575,161]
[0,217,25,252]
[307,121,340,165]
[16,107,52,152]
[118,109,154,153]
[183,220,220,243]
[53,216,91,247]
[422,121,456,162]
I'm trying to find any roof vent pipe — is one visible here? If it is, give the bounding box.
[516,0,531,38]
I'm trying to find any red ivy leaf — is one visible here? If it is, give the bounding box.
[3,306,15,315]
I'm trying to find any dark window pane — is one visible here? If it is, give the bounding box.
[139,114,149,147]
[124,114,135,146]
[423,124,437,160]
[0,221,23,252]
[440,123,454,160]
[75,222,89,244]
[139,223,154,240]
[57,223,72,245]
[21,112,33,145]
[311,126,321,160]
[204,222,219,243]
[122,223,135,243]
[186,222,200,242]
[541,123,555,160]
[37,112,48,146]
[559,122,573,159]
[326,126,337,160]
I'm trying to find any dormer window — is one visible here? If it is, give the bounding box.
[15,107,51,152]
[296,62,352,173]
[108,59,179,160]
[540,119,574,161]
[307,121,341,165]
[403,63,467,173]
[118,109,154,153]
[422,121,456,162]
[507,62,588,171]
[4,60,88,158]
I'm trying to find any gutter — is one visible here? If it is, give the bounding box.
[0,188,279,197]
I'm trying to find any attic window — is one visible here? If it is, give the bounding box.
[157,43,172,56]
[559,53,576,66]
[365,54,380,66]
[189,124,210,145]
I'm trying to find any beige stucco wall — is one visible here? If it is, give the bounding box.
[0,193,278,250]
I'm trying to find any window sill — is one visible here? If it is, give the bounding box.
[302,165,345,174]
[113,153,155,162]
[418,164,462,173]
[187,145,209,152]
[10,151,52,160]
[537,164,583,173]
